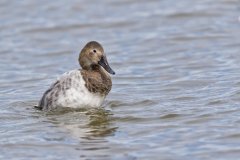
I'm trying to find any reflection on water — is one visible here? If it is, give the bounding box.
[1,0,240,159]
[44,107,117,138]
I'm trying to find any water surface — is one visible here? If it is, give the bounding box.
[0,0,240,159]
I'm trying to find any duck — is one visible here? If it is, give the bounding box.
[37,41,115,111]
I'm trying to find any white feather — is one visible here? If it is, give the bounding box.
[57,70,105,108]
[40,70,105,110]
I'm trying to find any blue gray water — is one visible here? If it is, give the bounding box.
[0,0,240,159]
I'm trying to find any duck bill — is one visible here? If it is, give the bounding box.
[98,56,115,75]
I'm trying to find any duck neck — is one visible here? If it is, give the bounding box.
[81,65,112,95]
[90,64,100,71]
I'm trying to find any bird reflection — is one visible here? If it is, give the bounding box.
[85,108,118,137]
[43,107,117,139]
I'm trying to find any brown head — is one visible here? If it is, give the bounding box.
[79,41,115,75]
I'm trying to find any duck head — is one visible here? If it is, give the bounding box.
[79,41,115,75]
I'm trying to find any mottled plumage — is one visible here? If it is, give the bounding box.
[38,41,115,111]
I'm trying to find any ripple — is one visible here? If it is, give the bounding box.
[159,113,184,119]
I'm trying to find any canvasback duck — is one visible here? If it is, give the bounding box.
[37,41,115,111]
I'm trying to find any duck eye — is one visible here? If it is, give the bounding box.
[93,49,97,53]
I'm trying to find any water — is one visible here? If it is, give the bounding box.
[0,0,240,159]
